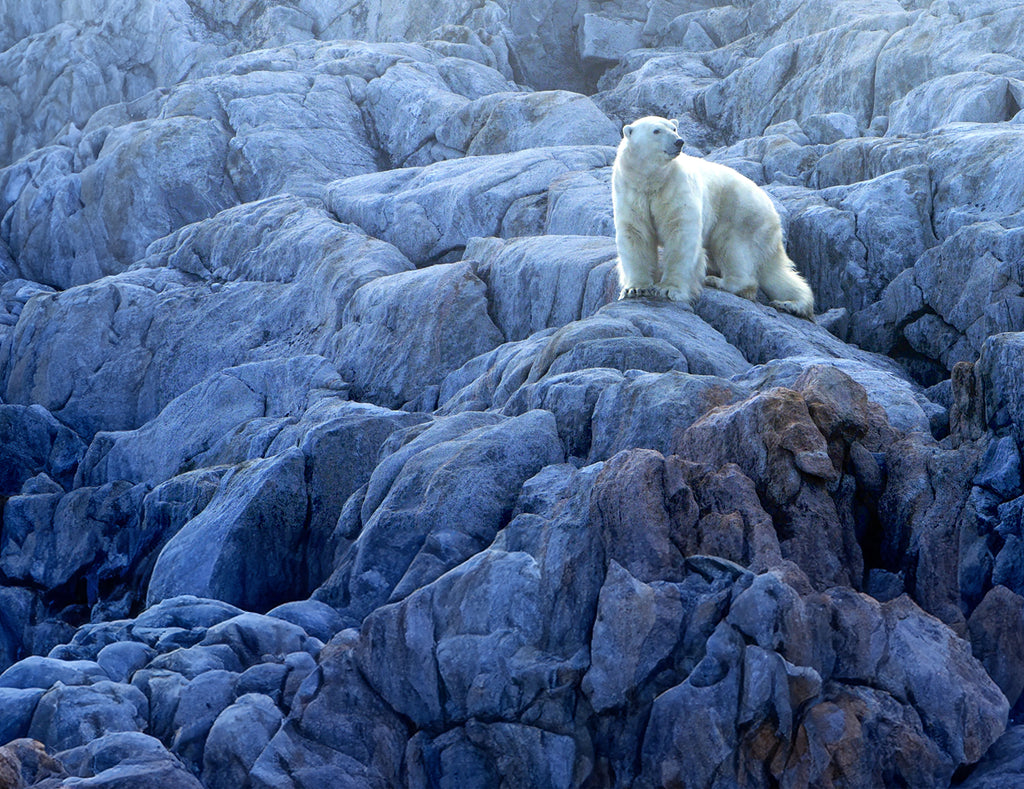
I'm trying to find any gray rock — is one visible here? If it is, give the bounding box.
[0,657,109,690]
[975,435,1024,500]
[959,725,1024,789]
[503,368,627,458]
[2,214,411,439]
[169,669,239,772]
[880,434,984,629]
[887,72,1024,136]
[406,721,578,789]
[317,410,565,619]
[95,642,156,685]
[968,585,1024,709]
[470,235,618,341]
[0,481,150,605]
[283,402,431,579]
[200,613,320,667]
[77,356,347,487]
[0,587,36,672]
[437,332,555,413]
[356,536,594,733]
[437,90,619,156]
[582,561,729,713]
[0,686,44,744]
[281,651,319,711]
[802,112,860,144]
[236,662,288,706]
[588,370,749,463]
[543,164,615,236]
[28,680,148,752]
[249,631,406,789]
[202,693,283,789]
[130,669,189,744]
[636,621,747,789]
[326,145,616,265]
[56,731,203,788]
[130,596,243,634]
[579,13,643,66]
[267,599,346,644]
[147,644,244,679]
[146,449,312,611]
[877,595,1009,767]
[331,261,503,409]
[0,404,86,495]
[979,333,1024,445]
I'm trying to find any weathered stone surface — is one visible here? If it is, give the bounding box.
[3,0,1024,785]
[326,146,616,265]
[469,235,618,341]
[57,731,203,788]
[249,630,406,789]
[0,404,86,495]
[331,261,503,409]
[0,737,66,787]
[28,680,148,751]
[77,356,346,487]
[960,725,1024,789]
[967,585,1024,708]
[0,687,43,744]
[588,372,749,463]
[202,693,283,789]
[316,410,564,620]
[147,450,312,612]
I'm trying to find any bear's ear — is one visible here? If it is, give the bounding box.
[669,118,679,130]
[623,123,634,138]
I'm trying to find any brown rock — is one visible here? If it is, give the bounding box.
[0,739,65,789]
[676,387,860,588]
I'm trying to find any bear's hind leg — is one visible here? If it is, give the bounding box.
[704,273,758,300]
[706,237,760,301]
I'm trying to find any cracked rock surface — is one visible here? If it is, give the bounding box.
[3,0,1024,787]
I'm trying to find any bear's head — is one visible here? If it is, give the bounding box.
[621,116,683,159]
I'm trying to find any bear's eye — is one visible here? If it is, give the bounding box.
[653,129,660,134]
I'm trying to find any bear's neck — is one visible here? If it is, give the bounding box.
[616,145,678,190]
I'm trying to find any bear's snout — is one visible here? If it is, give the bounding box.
[672,138,684,152]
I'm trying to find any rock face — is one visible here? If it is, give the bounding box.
[2,0,1024,787]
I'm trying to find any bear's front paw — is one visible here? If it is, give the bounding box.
[704,275,725,290]
[658,282,700,304]
[620,286,660,299]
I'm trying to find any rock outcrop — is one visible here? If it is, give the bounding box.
[3,0,1024,786]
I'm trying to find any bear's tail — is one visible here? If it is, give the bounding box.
[761,242,815,320]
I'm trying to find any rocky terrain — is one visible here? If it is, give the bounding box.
[1,0,1024,786]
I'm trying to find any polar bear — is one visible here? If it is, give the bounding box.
[612,116,814,319]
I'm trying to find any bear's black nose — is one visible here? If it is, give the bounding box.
[673,138,684,151]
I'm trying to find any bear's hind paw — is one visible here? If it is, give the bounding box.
[769,299,815,321]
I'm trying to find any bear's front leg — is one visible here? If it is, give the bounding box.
[615,222,659,299]
[657,210,705,304]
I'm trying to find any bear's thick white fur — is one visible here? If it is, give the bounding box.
[612,116,815,319]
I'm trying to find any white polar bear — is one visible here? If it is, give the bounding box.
[611,116,815,319]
